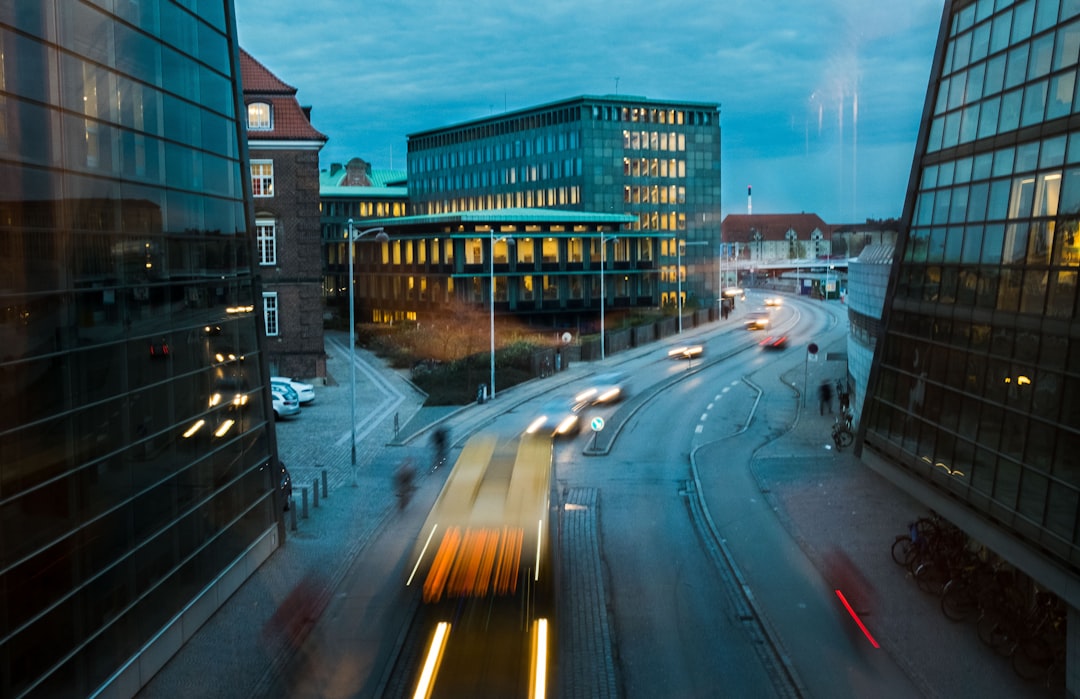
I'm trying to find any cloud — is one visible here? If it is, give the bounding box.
[235,0,946,220]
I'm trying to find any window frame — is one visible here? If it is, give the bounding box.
[263,292,279,337]
[247,101,272,131]
[251,159,274,198]
[256,218,277,266]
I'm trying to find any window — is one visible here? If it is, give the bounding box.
[263,292,278,336]
[247,102,271,130]
[251,160,274,197]
[256,219,277,266]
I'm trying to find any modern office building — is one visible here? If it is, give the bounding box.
[0,3,283,697]
[352,208,642,330]
[861,0,1080,684]
[241,49,328,379]
[406,95,722,309]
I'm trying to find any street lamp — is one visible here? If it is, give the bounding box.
[599,233,618,361]
[346,218,387,486]
[489,229,514,400]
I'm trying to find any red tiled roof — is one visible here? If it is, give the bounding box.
[721,213,830,243]
[239,49,295,94]
[240,49,327,142]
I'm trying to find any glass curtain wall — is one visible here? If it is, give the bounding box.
[864,0,1080,570]
[0,2,278,696]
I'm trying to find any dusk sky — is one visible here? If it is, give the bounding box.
[234,0,946,223]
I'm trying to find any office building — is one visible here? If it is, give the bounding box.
[320,158,407,318]
[0,3,282,696]
[406,95,722,309]
[861,0,1080,685]
[353,208,642,329]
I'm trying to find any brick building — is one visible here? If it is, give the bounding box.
[241,50,328,379]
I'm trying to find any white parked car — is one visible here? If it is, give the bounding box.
[271,383,301,419]
[271,376,314,404]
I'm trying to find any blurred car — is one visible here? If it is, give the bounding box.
[271,383,300,419]
[525,399,582,438]
[759,335,788,350]
[667,344,704,360]
[575,371,630,406]
[764,296,783,307]
[744,311,771,330]
[271,376,315,404]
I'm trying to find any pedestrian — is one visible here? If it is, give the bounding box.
[431,427,448,470]
[819,380,833,416]
[394,459,416,509]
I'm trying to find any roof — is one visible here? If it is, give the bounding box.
[721,213,830,243]
[240,49,327,142]
[320,166,408,189]
[408,94,721,139]
[362,207,638,229]
[854,243,895,264]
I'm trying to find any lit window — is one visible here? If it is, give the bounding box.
[257,219,277,265]
[251,160,274,197]
[263,292,278,336]
[247,102,271,130]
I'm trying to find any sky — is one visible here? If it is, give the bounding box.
[233,0,946,224]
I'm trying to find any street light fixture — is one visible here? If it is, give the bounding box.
[489,229,514,400]
[346,218,387,486]
[599,233,618,361]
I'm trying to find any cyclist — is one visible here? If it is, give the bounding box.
[431,427,448,470]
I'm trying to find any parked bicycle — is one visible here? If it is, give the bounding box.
[831,408,854,449]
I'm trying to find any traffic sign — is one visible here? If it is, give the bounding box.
[590,416,605,432]
[808,342,819,355]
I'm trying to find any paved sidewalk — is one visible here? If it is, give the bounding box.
[741,335,1052,698]
[136,337,429,699]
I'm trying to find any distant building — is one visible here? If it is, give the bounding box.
[355,208,644,329]
[0,8,281,698]
[844,243,895,419]
[319,158,408,320]
[406,95,723,309]
[861,0,1080,680]
[241,50,328,379]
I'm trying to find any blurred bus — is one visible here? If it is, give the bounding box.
[404,432,557,698]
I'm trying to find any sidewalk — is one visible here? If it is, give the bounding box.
[743,336,1051,698]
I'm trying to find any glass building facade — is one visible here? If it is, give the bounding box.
[862,0,1080,630]
[0,2,281,696]
[406,96,723,307]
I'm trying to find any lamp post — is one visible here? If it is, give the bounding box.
[489,229,514,400]
[599,234,618,361]
[346,219,387,485]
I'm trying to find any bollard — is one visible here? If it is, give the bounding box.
[321,470,328,499]
[290,499,297,531]
[394,412,400,437]
[312,478,320,508]
[301,487,309,519]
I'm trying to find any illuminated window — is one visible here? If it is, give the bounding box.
[247,102,271,130]
[251,160,274,197]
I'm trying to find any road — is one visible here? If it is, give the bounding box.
[263,294,920,698]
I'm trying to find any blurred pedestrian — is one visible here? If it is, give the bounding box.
[819,380,833,416]
[394,459,416,509]
[431,427,448,470]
